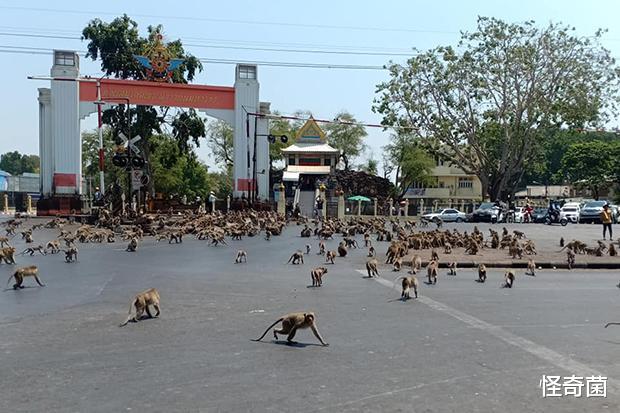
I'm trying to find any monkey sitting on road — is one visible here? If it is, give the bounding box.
[264,230,272,241]
[444,243,452,255]
[448,261,457,276]
[609,243,617,257]
[305,244,311,255]
[392,257,402,272]
[394,275,418,299]
[367,246,376,257]
[337,242,348,257]
[310,267,328,287]
[126,237,138,252]
[326,250,337,264]
[25,233,34,244]
[169,232,183,244]
[0,236,10,247]
[366,258,379,278]
[252,311,329,346]
[235,250,247,263]
[526,259,536,276]
[20,245,46,256]
[7,265,43,289]
[287,251,304,265]
[477,264,487,283]
[64,247,78,263]
[119,288,161,327]
[502,270,515,288]
[317,241,326,255]
[430,249,439,262]
[560,237,565,247]
[427,260,438,284]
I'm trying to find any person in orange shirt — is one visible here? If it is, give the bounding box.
[601,204,613,240]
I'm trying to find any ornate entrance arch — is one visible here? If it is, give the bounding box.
[37,50,270,214]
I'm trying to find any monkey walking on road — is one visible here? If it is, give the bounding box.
[477,264,487,283]
[119,288,161,327]
[393,275,418,300]
[501,270,515,288]
[252,312,329,346]
[287,251,304,264]
[7,266,44,289]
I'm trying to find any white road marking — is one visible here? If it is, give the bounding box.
[356,269,620,392]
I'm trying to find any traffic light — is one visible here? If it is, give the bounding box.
[112,153,128,167]
[131,157,145,168]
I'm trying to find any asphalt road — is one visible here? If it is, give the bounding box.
[1,220,619,412]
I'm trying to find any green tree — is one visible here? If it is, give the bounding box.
[0,151,41,175]
[374,17,618,201]
[383,134,435,197]
[82,129,127,193]
[323,111,367,170]
[561,141,616,200]
[359,158,378,175]
[82,15,206,194]
[206,120,234,169]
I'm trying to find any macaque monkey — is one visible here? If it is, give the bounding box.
[526,259,536,276]
[169,232,183,244]
[253,312,328,346]
[126,237,138,252]
[107,233,115,243]
[502,270,515,288]
[20,245,46,256]
[364,233,371,247]
[393,257,402,272]
[119,288,161,327]
[609,243,617,257]
[45,240,61,254]
[366,258,379,278]
[25,233,34,244]
[444,243,452,254]
[0,236,10,247]
[310,267,328,287]
[7,265,43,289]
[235,250,247,263]
[0,246,17,264]
[513,230,526,239]
[394,275,418,299]
[326,250,337,264]
[560,237,565,247]
[567,250,576,270]
[264,230,272,241]
[431,249,439,262]
[156,234,168,242]
[317,241,326,255]
[337,242,348,257]
[410,255,422,274]
[448,261,457,276]
[305,244,311,255]
[287,251,304,264]
[64,247,78,263]
[367,246,376,257]
[427,260,438,284]
[477,264,487,283]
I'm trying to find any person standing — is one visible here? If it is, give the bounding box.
[601,203,613,240]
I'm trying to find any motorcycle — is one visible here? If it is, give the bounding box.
[544,209,568,226]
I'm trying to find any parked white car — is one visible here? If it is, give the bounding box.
[560,205,580,223]
[422,208,467,223]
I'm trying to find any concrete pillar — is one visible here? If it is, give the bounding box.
[277,183,286,215]
[373,198,377,216]
[337,191,345,219]
[227,195,231,213]
[433,200,438,212]
[26,195,32,214]
[404,199,409,217]
[121,193,126,215]
[420,199,424,216]
[2,194,7,214]
[461,199,465,212]
[448,198,452,208]
[357,200,362,217]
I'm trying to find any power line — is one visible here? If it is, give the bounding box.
[0,5,458,34]
[0,46,388,70]
[0,31,415,57]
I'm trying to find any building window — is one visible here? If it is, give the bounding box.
[54,51,75,66]
[458,177,473,188]
[324,157,331,166]
[238,65,256,79]
[288,156,295,166]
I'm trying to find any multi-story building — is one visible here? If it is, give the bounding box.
[403,157,483,212]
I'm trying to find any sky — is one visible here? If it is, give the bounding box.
[1,0,620,173]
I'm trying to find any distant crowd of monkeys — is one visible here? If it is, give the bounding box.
[4,209,620,345]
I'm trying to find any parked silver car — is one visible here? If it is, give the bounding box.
[422,208,467,223]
